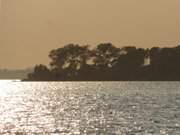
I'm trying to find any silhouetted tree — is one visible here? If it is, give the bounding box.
[93,43,120,68]
[27,64,52,81]
[113,46,147,80]
[148,46,180,80]
[25,44,180,81]
[92,43,120,80]
[49,44,91,80]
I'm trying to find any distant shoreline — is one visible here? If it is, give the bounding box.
[23,44,180,81]
[2,79,180,82]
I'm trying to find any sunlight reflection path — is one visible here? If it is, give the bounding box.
[0,81,179,134]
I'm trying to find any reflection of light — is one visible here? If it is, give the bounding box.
[0,80,13,96]
[144,57,150,66]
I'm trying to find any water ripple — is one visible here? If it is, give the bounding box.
[0,81,180,134]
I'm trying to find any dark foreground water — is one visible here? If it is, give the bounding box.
[0,81,180,135]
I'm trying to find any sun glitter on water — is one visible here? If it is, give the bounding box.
[0,80,19,96]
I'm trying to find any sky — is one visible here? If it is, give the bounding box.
[0,0,180,69]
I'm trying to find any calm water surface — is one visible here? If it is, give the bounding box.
[0,81,180,135]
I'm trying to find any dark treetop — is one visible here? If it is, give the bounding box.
[25,43,180,81]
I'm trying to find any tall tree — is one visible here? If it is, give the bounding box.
[49,44,91,79]
[93,43,120,68]
[27,64,52,81]
[114,46,146,80]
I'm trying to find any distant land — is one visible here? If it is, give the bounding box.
[0,69,32,79]
[25,43,180,81]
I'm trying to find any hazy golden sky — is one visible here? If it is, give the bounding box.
[0,0,180,69]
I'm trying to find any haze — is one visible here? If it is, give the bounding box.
[0,0,180,69]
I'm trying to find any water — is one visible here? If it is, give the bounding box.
[0,81,180,135]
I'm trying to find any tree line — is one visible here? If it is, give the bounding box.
[25,43,180,81]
